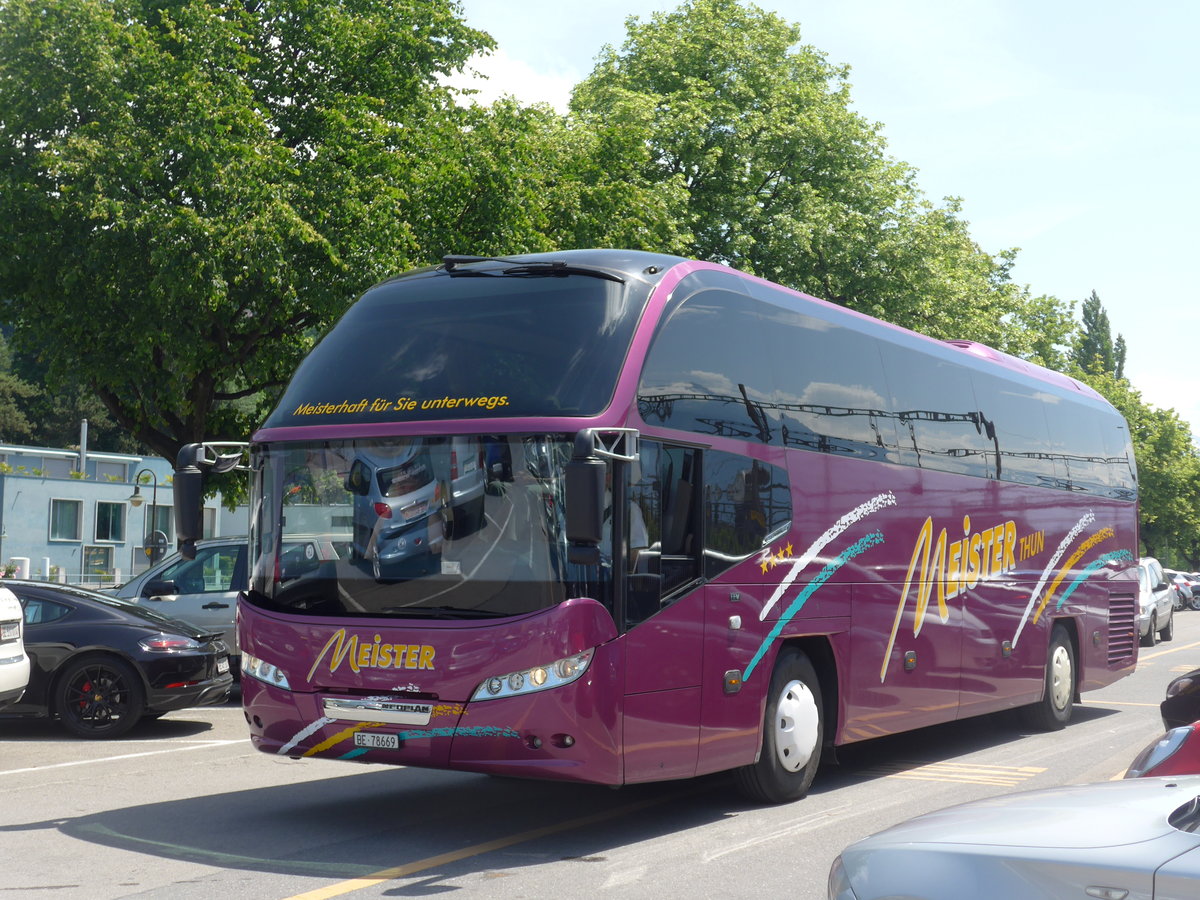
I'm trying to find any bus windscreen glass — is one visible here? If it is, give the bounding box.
[247,435,612,619]
[262,273,644,429]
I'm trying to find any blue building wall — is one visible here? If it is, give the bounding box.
[0,442,246,586]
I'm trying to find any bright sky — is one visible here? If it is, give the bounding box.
[453,1,1200,438]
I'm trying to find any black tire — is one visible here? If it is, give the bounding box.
[54,656,145,739]
[1160,609,1175,642]
[1190,594,1200,612]
[1142,614,1158,647]
[734,648,824,804]
[1020,625,1075,731]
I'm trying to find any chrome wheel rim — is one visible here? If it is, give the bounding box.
[773,678,820,772]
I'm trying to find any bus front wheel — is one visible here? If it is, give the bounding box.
[734,648,823,804]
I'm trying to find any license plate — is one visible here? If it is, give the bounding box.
[354,731,399,750]
[217,658,230,675]
[0,622,18,641]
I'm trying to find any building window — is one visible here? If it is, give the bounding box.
[203,507,217,539]
[43,458,73,478]
[149,503,173,542]
[95,461,125,482]
[50,498,83,541]
[95,501,126,542]
[84,545,114,582]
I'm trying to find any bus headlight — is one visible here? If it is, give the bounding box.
[471,649,594,701]
[243,651,292,691]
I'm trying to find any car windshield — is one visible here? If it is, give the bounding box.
[247,435,611,619]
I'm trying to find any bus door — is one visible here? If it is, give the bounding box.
[620,441,705,783]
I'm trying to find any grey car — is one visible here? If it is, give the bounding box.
[830,776,1200,899]
[108,537,246,670]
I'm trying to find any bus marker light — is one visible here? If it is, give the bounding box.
[724,670,742,694]
[903,651,918,671]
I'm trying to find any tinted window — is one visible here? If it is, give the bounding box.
[629,442,701,606]
[22,597,70,625]
[750,282,899,462]
[879,341,995,478]
[704,450,791,579]
[1102,416,1138,499]
[638,284,777,444]
[970,373,1059,488]
[1045,397,1116,497]
[265,272,650,428]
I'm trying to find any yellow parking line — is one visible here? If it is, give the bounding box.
[280,790,694,900]
[860,761,1046,788]
[1140,639,1200,662]
[1097,701,1159,708]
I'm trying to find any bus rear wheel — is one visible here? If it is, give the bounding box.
[733,648,823,804]
[1020,625,1074,731]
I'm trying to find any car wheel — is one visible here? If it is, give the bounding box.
[1142,614,1159,647]
[1161,609,1175,642]
[733,648,823,804]
[54,655,145,739]
[1019,625,1075,731]
[1190,595,1200,612]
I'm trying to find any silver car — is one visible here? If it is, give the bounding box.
[1139,557,1176,645]
[830,777,1200,899]
[108,537,246,669]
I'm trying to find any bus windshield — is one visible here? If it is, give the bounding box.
[261,269,647,429]
[246,435,611,619]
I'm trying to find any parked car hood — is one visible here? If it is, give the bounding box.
[851,777,1200,851]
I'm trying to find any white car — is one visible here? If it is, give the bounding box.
[1139,557,1176,645]
[0,585,30,709]
[830,777,1200,899]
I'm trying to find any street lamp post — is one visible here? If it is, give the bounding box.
[127,468,166,566]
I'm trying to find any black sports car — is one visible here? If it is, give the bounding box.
[1,580,232,738]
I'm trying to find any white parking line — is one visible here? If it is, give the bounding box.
[0,739,245,777]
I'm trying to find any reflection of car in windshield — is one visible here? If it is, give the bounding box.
[346,446,445,579]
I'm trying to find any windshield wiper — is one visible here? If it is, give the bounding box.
[442,255,625,283]
[381,605,505,619]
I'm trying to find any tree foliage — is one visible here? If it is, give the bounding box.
[570,0,1020,348]
[1076,369,1200,564]
[0,0,492,462]
[1073,290,1124,376]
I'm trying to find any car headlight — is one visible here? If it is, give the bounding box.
[242,651,292,690]
[827,855,859,900]
[471,649,594,701]
[1167,676,1197,699]
[1126,725,1193,778]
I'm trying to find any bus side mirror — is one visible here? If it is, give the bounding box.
[565,437,605,565]
[174,444,206,560]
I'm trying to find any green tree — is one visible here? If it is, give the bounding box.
[0,332,36,443]
[1000,290,1077,372]
[0,0,492,463]
[409,98,692,258]
[570,0,1018,345]
[1073,290,1125,376]
[1076,369,1200,564]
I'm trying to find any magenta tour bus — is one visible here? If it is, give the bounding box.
[174,250,1139,803]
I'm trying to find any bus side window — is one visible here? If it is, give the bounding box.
[627,442,700,627]
[703,450,791,581]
